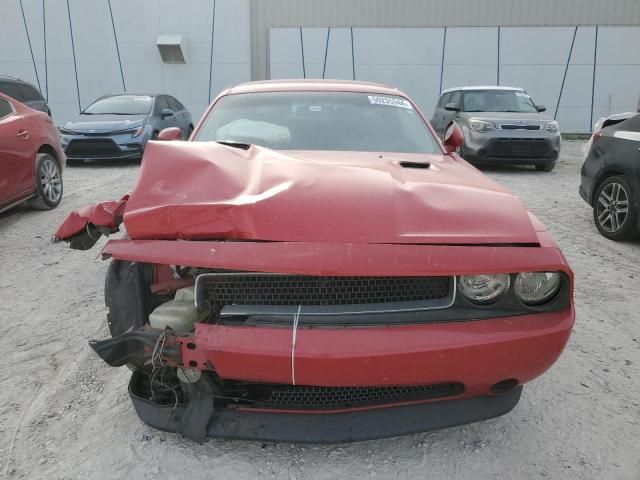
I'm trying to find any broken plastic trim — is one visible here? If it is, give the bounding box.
[89,328,180,369]
[68,224,119,250]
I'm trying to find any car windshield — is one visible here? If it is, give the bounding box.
[194,91,440,154]
[461,90,538,113]
[83,95,152,115]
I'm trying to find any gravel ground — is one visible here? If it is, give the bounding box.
[1,141,639,480]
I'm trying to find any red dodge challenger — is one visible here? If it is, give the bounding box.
[54,80,574,443]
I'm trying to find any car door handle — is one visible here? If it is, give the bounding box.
[16,130,29,139]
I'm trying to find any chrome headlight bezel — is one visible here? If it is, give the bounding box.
[514,272,562,306]
[458,274,511,304]
[545,121,560,133]
[468,118,497,133]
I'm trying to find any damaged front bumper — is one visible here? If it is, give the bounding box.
[128,370,523,443]
[92,304,572,443]
[69,236,573,443]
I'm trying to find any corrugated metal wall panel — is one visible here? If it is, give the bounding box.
[252,0,640,27]
[250,0,640,78]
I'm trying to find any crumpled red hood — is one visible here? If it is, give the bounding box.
[118,141,539,245]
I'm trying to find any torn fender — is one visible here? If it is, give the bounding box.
[52,195,128,250]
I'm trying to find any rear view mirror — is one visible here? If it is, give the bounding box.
[443,122,464,154]
[157,127,182,141]
[536,105,547,112]
[444,102,459,112]
[161,108,174,119]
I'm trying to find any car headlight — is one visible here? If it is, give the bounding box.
[59,128,75,135]
[458,274,510,304]
[545,121,559,133]
[131,125,145,138]
[514,272,561,305]
[469,119,497,132]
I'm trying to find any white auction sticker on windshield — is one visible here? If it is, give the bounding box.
[368,95,413,109]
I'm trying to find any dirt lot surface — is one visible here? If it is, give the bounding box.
[1,141,639,480]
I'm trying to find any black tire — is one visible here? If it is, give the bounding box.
[593,175,638,241]
[28,153,63,210]
[151,130,159,140]
[186,125,194,139]
[535,162,556,172]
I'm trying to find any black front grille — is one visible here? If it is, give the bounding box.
[66,139,121,157]
[200,274,451,306]
[489,138,550,158]
[242,383,464,409]
[500,124,541,130]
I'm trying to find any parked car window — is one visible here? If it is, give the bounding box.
[0,82,24,101]
[0,97,13,119]
[167,97,181,111]
[461,90,537,113]
[155,96,171,113]
[17,83,43,102]
[83,95,153,115]
[195,91,440,154]
[448,91,461,108]
[437,92,451,108]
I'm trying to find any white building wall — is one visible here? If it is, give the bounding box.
[1,0,639,132]
[0,0,252,126]
[270,26,640,132]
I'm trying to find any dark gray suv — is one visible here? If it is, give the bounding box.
[0,76,50,115]
[431,86,560,172]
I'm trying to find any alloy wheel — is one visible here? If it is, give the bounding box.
[596,182,629,233]
[39,158,63,204]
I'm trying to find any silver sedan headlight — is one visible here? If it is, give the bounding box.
[514,272,562,305]
[458,274,511,304]
[469,119,497,132]
[545,121,559,133]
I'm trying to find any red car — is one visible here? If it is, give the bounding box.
[54,80,574,443]
[0,92,65,213]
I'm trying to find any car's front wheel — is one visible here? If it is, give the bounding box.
[29,153,63,209]
[593,175,638,240]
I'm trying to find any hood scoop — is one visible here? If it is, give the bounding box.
[399,161,430,169]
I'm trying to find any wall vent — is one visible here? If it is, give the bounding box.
[156,35,187,64]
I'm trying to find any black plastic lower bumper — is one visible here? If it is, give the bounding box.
[129,373,523,443]
[463,137,559,165]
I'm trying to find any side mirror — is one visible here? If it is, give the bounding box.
[160,108,174,119]
[157,127,182,141]
[536,105,547,112]
[444,102,459,112]
[443,122,464,154]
